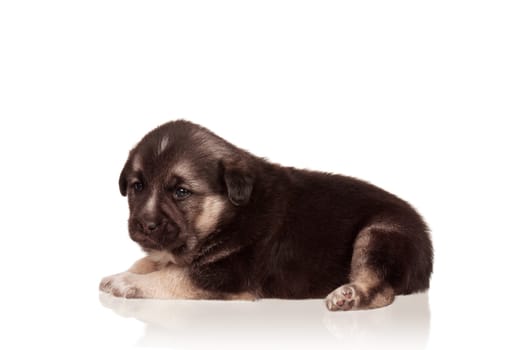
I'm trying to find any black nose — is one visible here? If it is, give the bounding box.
[146,222,158,231]
[140,220,161,234]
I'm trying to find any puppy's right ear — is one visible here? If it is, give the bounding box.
[118,160,129,196]
[221,159,254,207]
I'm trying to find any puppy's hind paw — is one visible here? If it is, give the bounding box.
[325,284,359,311]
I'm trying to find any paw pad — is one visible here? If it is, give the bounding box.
[325,285,358,311]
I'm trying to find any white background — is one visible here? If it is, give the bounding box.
[1,1,513,349]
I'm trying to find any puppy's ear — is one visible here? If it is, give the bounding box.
[222,160,254,206]
[118,161,129,197]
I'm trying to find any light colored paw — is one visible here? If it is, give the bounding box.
[99,273,142,298]
[325,284,359,311]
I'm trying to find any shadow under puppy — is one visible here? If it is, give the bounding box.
[100,120,433,311]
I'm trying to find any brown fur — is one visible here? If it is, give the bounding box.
[100,120,433,311]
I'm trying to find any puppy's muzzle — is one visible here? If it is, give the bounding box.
[136,218,178,239]
[139,219,161,234]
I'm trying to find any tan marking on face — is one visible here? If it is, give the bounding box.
[170,161,210,193]
[172,161,194,180]
[133,154,143,172]
[195,195,225,236]
[143,190,159,214]
[157,135,169,155]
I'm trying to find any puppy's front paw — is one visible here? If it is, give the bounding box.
[99,273,142,298]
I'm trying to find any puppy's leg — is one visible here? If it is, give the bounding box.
[100,262,258,300]
[100,265,205,299]
[326,224,409,311]
[325,272,395,311]
[100,256,160,294]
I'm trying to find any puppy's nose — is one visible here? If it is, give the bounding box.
[141,220,161,234]
[146,222,158,231]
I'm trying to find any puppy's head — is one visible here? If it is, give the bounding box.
[118,120,254,262]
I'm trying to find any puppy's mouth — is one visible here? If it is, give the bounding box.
[130,231,162,249]
[130,229,188,254]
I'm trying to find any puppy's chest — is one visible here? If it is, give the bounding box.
[148,250,181,268]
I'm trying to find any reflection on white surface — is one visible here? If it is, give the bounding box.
[100,292,430,349]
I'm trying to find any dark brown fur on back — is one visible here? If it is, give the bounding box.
[118,120,433,303]
[190,164,433,298]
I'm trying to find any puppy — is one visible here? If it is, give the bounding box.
[100,120,433,311]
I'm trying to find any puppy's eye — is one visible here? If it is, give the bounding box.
[174,187,192,200]
[133,182,144,192]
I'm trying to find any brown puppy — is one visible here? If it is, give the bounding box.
[100,120,433,311]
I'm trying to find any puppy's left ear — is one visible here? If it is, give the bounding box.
[118,160,129,197]
[222,160,254,206]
